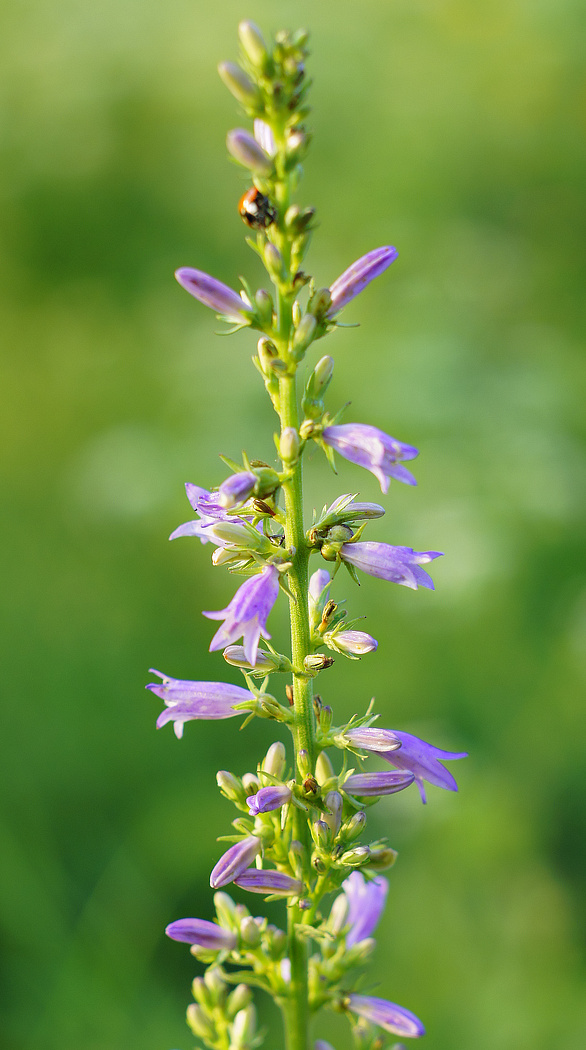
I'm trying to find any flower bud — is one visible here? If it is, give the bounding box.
[307,287,332,319]
[292,313,317,358]
[238,20,269,69]
[297,748,312,778]
[218,471,256,509]
[216,770,246,804]
[312,819,332,850]
[339,845,370,868]
[223,646,281,673]
[326,892,349,935]
[218,62,262,110]
[315,750,334,784]
[279,427,300,465]
[187,1003,215,1041]
[324,629,378,658]
[320,705,333,732]
[251,465,280,498]
[366,847,399,871]
[262,741,287,779]
[227,129,273,174]
[323,790,343,837]
[240,916,262,947]
[255,290,274,326]
[304,654,334,672]
[227,985,253,1021]
[264,242,284,279]
[204,967,227,1005]
[230,1004,257,1050]
[242,772,261,793]
[214,891,238,928]
[266,925,287,958]
[340,810,367,844]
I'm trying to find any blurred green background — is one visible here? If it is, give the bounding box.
[1,0,585,1047]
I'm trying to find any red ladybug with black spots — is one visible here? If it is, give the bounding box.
[238,188,277,230]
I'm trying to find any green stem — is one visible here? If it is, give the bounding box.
[273,191,314,1050]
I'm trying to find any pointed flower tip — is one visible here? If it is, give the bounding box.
[348,994,425,1038]
[174,267,252,323]
[328,246,399,316]
[165,917,237,951]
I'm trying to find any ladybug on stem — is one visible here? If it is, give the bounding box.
[238,187,277,230]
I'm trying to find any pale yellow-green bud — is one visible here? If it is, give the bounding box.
[315,750,334,784]
[218,62,262,110]
[279,426,300,465]
[292,313,317,358]
[187,1003,215,1041]
[238,20,269,70]
[227,983,253,1018]
[262,740,287,779]
[240,915,261,947]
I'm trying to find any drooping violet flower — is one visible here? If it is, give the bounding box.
[147,671,253,738]
[344,770,415,797]
[309,568,331,605]
[342,872,388,947]
[327,246,398,317]
[175,267,253,323]
[204,565,280,665]
[210,835,262,889]
[327,629,378,657]
[254,118,277,157]
[246,784,292,815]
[322,423,418,492]
[218,471,256,509]
[375,729,468,804]
[344,727,402,753]
[233,869,303,896]
[165,918,237,951]
[347,994,425,1038]
[340,542,443,590]
[226,128,273,174]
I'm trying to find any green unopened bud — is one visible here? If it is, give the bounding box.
[340,810,367,844]
[308,287,332,318]
[209,521,272,553]
[292,313,317,358]
[279,427,300,465]
[339,845,370,867]
[238,20,269,70]
[255,291,273,327]
[252,465,280,497]
[313,355,335,395]
[312,819,332,850]
[297,749,311,779]
[262,741,287,780]
[227,983,253,1019]
[218,62,262,110]
[366,846,398,871]
[320,706,333,733]
[327,525,354,544]
[346,937,376,964]
[191,976,213,1009]
[214,891,238,928]
[315,750,334,784]
[223,646,281,673]
[187,1003,215,1041]
[204,967,227,1005]
[240,916,261,947]
[266,925,287,958]
[227,128,273,174]
[264,242,284,279]
[216,770,246,804]
[230,1004,257,1050]
[323,790,343,836]
[242,772,260,794]
[304,653,334,672]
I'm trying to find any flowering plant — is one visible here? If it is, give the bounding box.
[148,22,466,1050]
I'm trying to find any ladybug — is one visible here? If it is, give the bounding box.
[238,187,277,230]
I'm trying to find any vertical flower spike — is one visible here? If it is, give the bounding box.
[327,247,398,317]
[321,423,418,492]
[204,565,280,666]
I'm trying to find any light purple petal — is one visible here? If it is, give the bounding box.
[210,836,262,888]
[204,566,280,665]
[175,267,252,322]
[344,770,415,797]
[348,994,425,1038]
[254,118,277,157]
[344,727,402,753]
[247,785,292,815]
[322,424,418,493]
[328,247,398,316]
[375,729,468,804]
[308,569,331,603]
[343,872,388,947]
[165,918,237,951]
[340,542,443,589]
[147,672,252,737]
[233,869,303,895]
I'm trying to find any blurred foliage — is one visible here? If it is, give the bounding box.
[1,1,585,1048]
